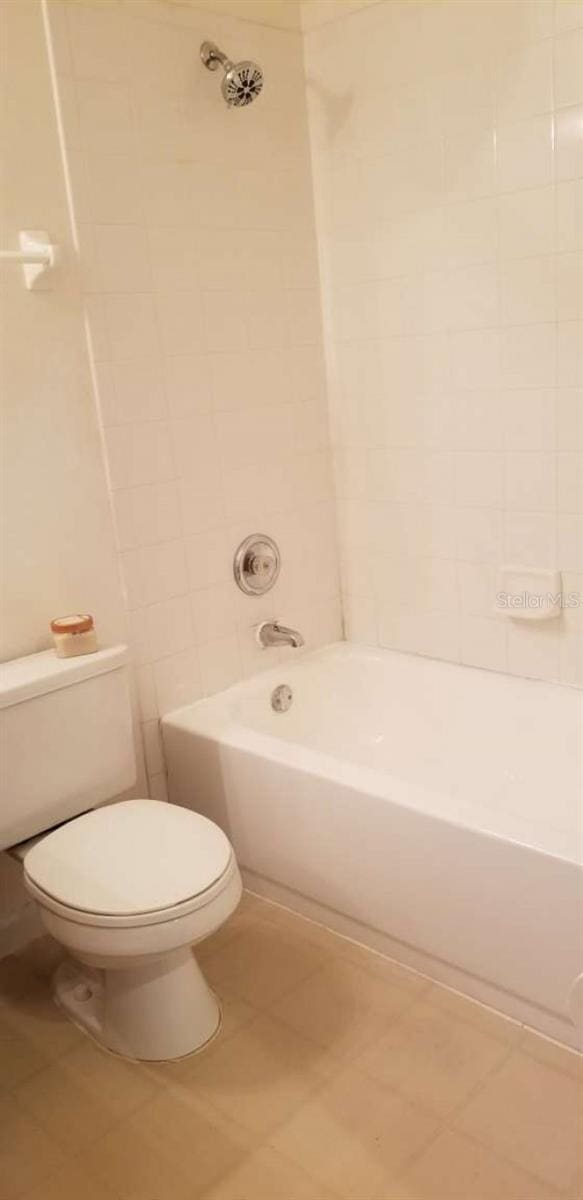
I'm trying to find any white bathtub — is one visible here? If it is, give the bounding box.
[162,643,583,1049]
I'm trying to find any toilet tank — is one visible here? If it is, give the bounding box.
[0,645,136,850]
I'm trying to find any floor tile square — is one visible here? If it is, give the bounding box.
[173,1013,334,1137]
[455,1051,583,1191]
[20,1157,120,1200]
[203,920,325,1008]
[270,1065,439,1200]
[199,1146,339,1200]
[82,1119,194,1200]
[0,1092,66,1199]
[355,997,511,1117]
[394,1128,563,1200]
[12,1055,118,1152]
[272,956,416,1062]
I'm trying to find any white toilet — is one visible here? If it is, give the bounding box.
[0,644,242,1061]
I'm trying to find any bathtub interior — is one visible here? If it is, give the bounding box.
[175,643,583,866]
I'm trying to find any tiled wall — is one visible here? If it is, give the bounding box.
[47,0,341,797]
[305,0,582,686]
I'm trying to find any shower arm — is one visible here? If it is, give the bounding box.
[200,42,233,73]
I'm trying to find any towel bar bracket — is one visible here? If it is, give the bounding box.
[0,230,59,290]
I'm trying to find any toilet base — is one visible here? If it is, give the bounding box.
[54,947,221,1061]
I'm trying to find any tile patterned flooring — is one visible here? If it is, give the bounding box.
[0,892,581,1200]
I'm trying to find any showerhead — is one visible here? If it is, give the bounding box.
[201,41,264,108]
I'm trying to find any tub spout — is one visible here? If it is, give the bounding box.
[256,621,304,649]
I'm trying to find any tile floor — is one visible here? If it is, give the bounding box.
[1,892,581,1200]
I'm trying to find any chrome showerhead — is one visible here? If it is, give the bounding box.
[200,41,264,108]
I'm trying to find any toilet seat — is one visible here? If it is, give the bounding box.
[23,798,234,928]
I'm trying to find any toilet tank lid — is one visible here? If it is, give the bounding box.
[0,644,128,709]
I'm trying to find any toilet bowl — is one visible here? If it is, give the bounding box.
[22,798,242,1061]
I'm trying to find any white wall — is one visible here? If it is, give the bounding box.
[0,0,133,951]
[46,0,342,798]
[305,0,583,685]
[0,0,126,662]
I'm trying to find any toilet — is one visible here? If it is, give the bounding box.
[0,644,242,1061]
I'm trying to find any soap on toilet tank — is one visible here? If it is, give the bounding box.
[50,613,98,657]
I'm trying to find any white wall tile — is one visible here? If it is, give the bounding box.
[499,256,556,325]
[156,291,204,357]
[501,389,556,451]
[445,130,496,202]
[129,595,194,666]
[142,719,164,776]
[185,528,234,591]
[202,291,247,354]
[456,507,504,563]
[67,2,129,83]
[455,453,505,508]
[497,186,556,259]
[558,512,583,568]
[554,104,583,179]
[102,294,160,361]
[507,621,560,680]
[121,539,188,609]
[505,452,557,510]
[496,40,553,123]
[89,225,152,293]
[104,421,174,490]
[169,414,219,486]
[153,649,202,713]
[75,79,134,156]
[556,180,583,250]
[556,251,583,319]
[102,358,166,426]
[84,153,144,225]
[164,355,213,419]
[505,510,557,564]
[190,583,239,645]
[500,323,556,388]
[179,480,226,536]
[197,636,242,695]
[557,320,583,384]
[460,615,508,672]
[555,0,583,33]
[135,663,158,721]
[554,29,583,108]
[148,228,200,293]
[496,115,554,192]
[113,482,181,550]
[557,387,583,447]
[557,451,583,509]
[559,630,583,685]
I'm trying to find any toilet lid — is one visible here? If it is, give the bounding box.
[23,799,232,917]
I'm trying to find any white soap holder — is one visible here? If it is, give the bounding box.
[494,567,562,621]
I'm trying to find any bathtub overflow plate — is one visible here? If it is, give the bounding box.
[271,684,293,713]
[234,534,280,596]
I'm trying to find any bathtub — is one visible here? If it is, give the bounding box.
[162,643,583,1049]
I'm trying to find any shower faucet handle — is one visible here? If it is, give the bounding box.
[234,534,281,595]
[249,553,274,577]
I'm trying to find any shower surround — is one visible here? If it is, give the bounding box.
[45,0,341,798]
[44,0,582,803]
[305,0,582,687]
